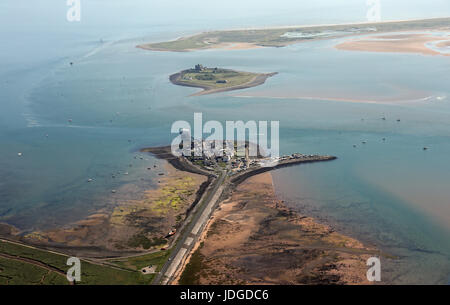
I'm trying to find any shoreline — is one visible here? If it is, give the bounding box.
[137,17,450,52]
[169,70,278,96]
[335,32,450,57]
[1,149,211,258]
[0,147,338,259]
[0,145,380,284]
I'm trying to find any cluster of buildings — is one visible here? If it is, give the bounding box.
[183,139,318,174]
[185,140,235,170]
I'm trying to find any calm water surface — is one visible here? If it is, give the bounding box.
[0,0,449,284]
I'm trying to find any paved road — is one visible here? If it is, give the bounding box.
[153,170,226,284]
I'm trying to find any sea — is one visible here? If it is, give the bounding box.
[0,0,449,284]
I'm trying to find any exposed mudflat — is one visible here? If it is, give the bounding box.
[178,172,377,285]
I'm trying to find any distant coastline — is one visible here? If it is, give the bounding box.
[137,17,450,52]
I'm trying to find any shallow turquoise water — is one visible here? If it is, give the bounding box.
[0,0,449,284]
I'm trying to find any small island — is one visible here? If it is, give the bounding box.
[170,64,277,96]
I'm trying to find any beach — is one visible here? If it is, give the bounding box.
[335,33,450,56]
[136,17,450,52]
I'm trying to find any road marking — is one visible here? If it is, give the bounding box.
[161,173,226,284]
[165,248,187,279]
[191,185,223,235]
[185,237,194,247]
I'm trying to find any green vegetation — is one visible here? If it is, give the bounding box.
[151,176,197,214]
[110,250,172,283]
[0,257,67,285]
[218,161,227,169]
[139,17,450,52]
[127,233,167,250]
[174,66,259,91]
[0,240,153,285]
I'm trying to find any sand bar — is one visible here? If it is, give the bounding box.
[335,33,450,56]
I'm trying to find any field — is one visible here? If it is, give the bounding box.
[109,250,172,283]
[0,239,167,285]
[138,17,450,52]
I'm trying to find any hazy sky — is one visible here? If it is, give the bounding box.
[1,0,449,30]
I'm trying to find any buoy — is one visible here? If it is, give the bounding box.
[68,119,73,123]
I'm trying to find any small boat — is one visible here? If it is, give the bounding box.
[17,152,22,156]
[87,178,93,182]
[423,147,429,151]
